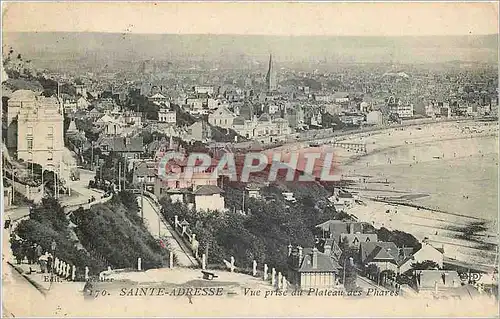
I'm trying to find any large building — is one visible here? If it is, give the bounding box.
[265,54,277,92]
[7,90,65,169]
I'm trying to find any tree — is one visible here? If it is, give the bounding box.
[410,260,439,270]
[380,269,396,285]
[366,264,380,281]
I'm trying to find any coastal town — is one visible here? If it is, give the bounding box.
[1,6,499,317]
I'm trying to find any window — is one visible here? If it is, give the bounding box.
[27,127,33,137]
[27,139,33,150]
[47,126,54,139]
[48,151,53,161]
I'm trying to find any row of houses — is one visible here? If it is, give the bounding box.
[285,218,463,296]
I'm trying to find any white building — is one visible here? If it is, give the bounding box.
[158,108,177,124]
[208,105,236,129]
[9,90,65,169]
[192,185,225,212]
[366,111,383,125]
[194,86,215,95]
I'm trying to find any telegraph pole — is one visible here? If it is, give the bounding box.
[141,182,144,222]
[118,162,122,192]
[91,142,94,171]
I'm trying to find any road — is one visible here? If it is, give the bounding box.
[138,196,198,267]
[2,169,105,317]
[5,169,102,222]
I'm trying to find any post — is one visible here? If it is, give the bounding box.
[91,142,94,171]
[71,265,76,281]
[84,266,89,281]
[67,164,71,196]
[118,162,122,192]
[242,190,245,213]
[278,272,283,289]
[202,253,206,270]
[271,268,276,286]
[137,258,142,271]
[41,169,44,197]
[169,252,174,268]
[263,264,268,281]
[54,172,58,199]
[141,183,144,222]
[252,260,257,277]
[230,256,235,272]
[155,211,159,237]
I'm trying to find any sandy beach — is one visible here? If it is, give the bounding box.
[328,120,499,267]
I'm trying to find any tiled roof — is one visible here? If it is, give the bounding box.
[297,248,341,273]
[341,233,378,245]
[100,137,143,153]
[416,270,461,289]
[360,241,400,265]
[192,185,223,196]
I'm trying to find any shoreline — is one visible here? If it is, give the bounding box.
[332,120,498,267]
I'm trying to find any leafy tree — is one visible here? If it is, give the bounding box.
[410,260,439,270]
[366,263,380,280]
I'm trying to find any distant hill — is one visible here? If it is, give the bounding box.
[3,32,498,67]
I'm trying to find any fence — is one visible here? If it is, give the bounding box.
[171,214,289,289]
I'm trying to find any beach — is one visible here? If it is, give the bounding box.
[329,120,498,267]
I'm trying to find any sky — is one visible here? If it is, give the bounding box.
[2,2,499,37]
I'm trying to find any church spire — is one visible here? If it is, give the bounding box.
[265,53,277,92]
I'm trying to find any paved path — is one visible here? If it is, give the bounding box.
[138,196,198,267]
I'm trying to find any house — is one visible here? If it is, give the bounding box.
[328,190,355,211]
[333,92,349,103]
[148,93,169,106]
[77,96,91,110]
[132,161,157,191]
[124,111,142,127]
[88,108,102,119]
[208,105,236,129]
[322,238,343,260]
[398,240,444,274]
[158,108,176,124]
[96,114,124,135]
[340,233,378,250]
[366,111,383,125]
[99,137,143,161]
[287,246,341,289]
[360,241,407,273]
[183,121,212,142]
[192,185,225,212]
[415,270,462,294]
[315,220,367,243]
[63,98,78,113]
[153,155,218,198]
[245,184,262,199]
[282,192,297,203]
[193,86,215,95]
[8,90,65,169]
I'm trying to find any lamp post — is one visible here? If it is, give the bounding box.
[50,240,57,289]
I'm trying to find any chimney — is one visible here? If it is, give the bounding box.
[324,243,332,255]
[297,246,303,262]
[349,224,354,234]
[312,247,318,269]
